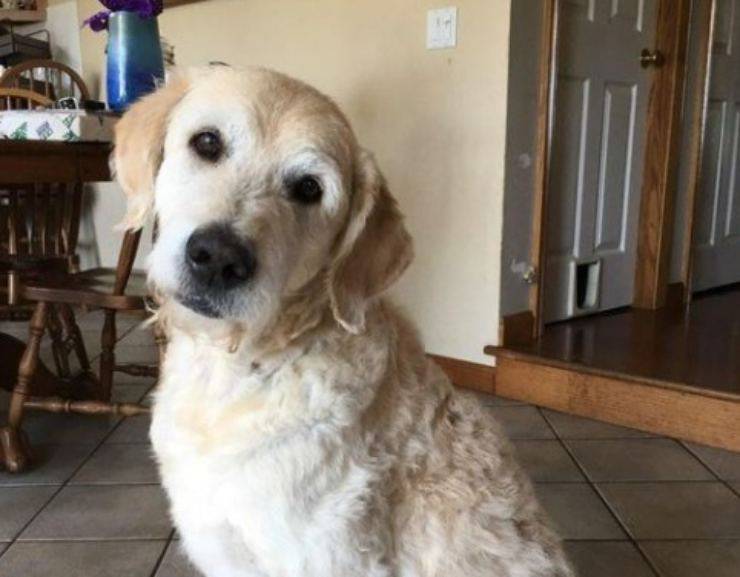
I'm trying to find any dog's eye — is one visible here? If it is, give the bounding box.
[190,130,223,162]
[289,176,323,204]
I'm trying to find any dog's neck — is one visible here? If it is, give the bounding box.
[154,270,337,361]
[255,271,334,353]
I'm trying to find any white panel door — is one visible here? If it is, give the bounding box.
[544,0,658,322]
[692,0,740,291]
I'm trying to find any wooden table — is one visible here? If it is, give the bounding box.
[1,139,113,393]
[0,140,112,184]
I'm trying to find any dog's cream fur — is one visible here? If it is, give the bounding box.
[114,67,573,577]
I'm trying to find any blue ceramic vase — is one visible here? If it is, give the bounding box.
[106,11,165,112]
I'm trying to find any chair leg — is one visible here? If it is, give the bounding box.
[0,301,48,473]
[99,310,116,402]
[58,304,90,373]
[47,305,71,378]
[7,270,19,306]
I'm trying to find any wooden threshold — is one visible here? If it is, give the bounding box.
[429,354,496,395]
[487,348,740,451]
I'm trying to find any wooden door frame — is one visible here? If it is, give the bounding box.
[633,0,693,308]
[679,0,716,300]
[509,0,694,343]
[526,0,558,341]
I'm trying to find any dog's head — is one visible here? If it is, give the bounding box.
[114,67,412,337]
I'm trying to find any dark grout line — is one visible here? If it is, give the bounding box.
[148,529,176,577]
[564,537,740,543]
[13,537,172,545]
[676,441,724,483]
[634,537,740,543]
[679,441,740,500]
[549,536,631,542]
[633,542,667,577]
[528,478,739,485]
[525,479,591,485]
[0,412,164,563]
[64,482,162,488]
[536,406,663,577]
[541,436,662,441]
[566,478,733,485]
[103,441,152,445]
[531,412,663,442]
[0,431,114,560]
[0,328,160,565]
[12,538,170,543]
[0,483,63,488]
[0,313,163,569]
[582,478,662,577]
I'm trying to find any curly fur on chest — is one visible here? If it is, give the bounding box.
[150,306,572,577]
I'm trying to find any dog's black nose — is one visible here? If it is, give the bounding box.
[185,225,256,291]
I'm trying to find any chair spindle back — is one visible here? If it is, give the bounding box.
[0,88,53,111]
[0,60,91,103]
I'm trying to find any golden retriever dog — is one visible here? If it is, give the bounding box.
[114,66,573,577]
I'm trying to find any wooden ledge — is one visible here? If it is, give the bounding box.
[488,345,740,403]
[429,354,496,394]
[491,353,740,451]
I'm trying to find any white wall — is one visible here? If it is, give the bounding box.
[44,0,83,71]
[16,0,81,70]
[73,0,511,365]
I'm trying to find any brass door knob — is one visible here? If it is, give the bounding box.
[640,48,665,68]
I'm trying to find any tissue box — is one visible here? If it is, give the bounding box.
[0,110,117,142]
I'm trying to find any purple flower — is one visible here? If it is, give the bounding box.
[101,0,163,16]
[130,0,163,19]
[99,0,127,10]
[85,0,163,31]
[83,10,111,31]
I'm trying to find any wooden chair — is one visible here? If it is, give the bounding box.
[0,65,162,473]
[0,228,166,473]
[0,59,90,103]
[0,85,74,310]
[0,87,52,110]
[0,182,83,318]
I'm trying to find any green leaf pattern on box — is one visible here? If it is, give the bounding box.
[10,122,29,140]
[0,111,115,142]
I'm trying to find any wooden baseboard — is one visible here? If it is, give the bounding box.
[495,353,740,451]
[428,354,496,394]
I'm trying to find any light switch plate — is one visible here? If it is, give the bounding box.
[427,7,457,49]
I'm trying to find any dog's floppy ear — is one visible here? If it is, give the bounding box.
[328,150,414,333]
[113,75,188,230]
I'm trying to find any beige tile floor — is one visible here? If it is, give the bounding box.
[0,312,738,576]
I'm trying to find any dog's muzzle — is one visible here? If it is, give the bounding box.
[177,223,257,317]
